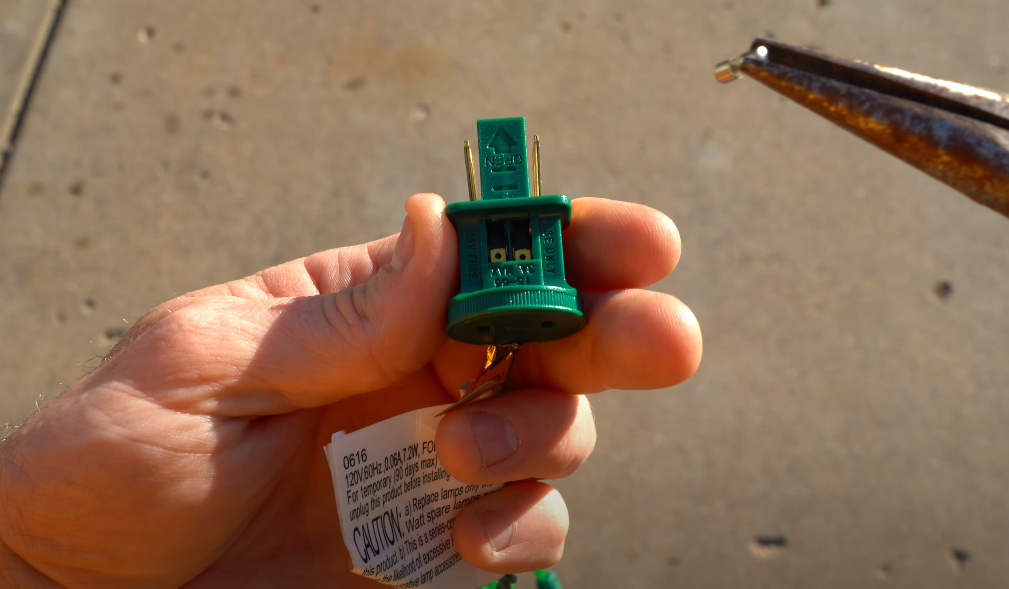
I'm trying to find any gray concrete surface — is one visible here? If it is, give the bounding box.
[2,0,1009,587]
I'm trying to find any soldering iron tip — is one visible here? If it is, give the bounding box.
[714,58,744,84]
[715,37,1009,219]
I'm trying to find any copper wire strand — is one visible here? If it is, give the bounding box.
[437,344,521,415]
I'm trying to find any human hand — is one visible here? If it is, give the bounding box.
[0,193,701,588]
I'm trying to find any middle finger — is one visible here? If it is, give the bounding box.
[433,288,702,396]
[436,388,595,485]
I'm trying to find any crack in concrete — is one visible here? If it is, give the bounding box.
[0,0,68,195]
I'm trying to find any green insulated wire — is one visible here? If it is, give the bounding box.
[534,570,563,589]
[479,570,562,589]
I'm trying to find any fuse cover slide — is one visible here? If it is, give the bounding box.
[445,117,585,345]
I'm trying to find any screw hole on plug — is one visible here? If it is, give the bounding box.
[541,321,554,330]
[489,249,507,263]
[477,326,492,334]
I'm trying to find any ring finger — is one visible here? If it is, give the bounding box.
[453,480,569,574]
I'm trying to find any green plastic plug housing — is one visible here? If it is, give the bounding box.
[445,117,585,345]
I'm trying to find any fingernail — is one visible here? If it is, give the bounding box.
[391,215,415,270]
[478,509,515,552]
[469,410,519,467]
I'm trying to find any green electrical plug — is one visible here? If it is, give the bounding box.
[445,117,585,345]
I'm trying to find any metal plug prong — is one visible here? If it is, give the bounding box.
[532,134,542,196]
[464,140,479,201]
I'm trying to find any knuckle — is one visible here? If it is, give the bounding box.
[324,286,375,345]
[321,284,403,386]
[102,299,200,364]
[134,300,246,376]
[321,288,379,364]
[544,435,590,479]
[153,301,221,348]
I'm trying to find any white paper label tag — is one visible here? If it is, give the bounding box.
[324,404,503,589]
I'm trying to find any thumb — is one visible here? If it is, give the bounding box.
[105,193,459,412]
[325,192,459,394]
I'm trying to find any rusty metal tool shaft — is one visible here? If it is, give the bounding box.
[715,39,1009,219]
